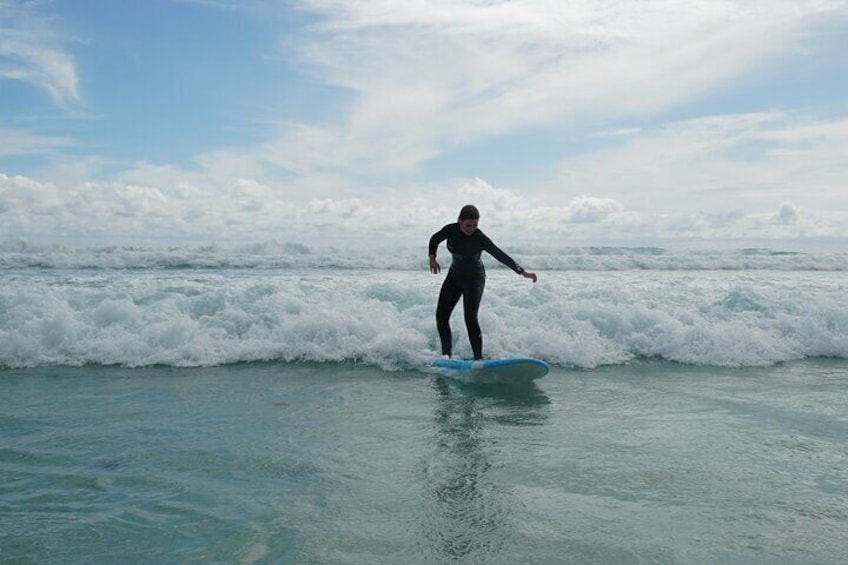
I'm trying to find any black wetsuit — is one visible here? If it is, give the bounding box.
[428,223,525,360]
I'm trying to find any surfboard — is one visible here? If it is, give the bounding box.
[432,357,550,384]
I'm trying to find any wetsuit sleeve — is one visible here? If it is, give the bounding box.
[428,224,453,256]
[481,233,525,274]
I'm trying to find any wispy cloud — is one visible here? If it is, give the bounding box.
[0,126,73,156]
[555,112,848,213]
[272,0,847,175]
[0,1,80,107]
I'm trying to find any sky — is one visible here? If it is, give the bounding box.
[1,0,847,248]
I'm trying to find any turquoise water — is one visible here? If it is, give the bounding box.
[3,243,847,562]
[3,360,847,564]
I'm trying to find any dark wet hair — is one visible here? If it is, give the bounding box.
[458,204,480,222]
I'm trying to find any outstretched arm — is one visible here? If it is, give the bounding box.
[482,234,538,282]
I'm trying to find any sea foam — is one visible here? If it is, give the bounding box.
[2,244,847,369]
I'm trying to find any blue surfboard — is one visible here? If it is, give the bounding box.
[432,357,549,384]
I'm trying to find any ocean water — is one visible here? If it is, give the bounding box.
[2,242,847,564]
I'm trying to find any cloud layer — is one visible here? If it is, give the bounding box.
[2,172,846,248]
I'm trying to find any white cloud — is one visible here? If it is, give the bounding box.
[306,197,363,219]
[555,112,848,213]
[4,171,846,246]
[457,178,525,213]
[777,202,800,225]
[565,196,625,224]
[0,127,73,156]
[0,4,80,107]
[270,0,847,175]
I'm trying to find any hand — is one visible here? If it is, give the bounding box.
[429,256,441,274]
[522,271,538,283]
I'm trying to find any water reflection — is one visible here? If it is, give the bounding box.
[418,378,549,561]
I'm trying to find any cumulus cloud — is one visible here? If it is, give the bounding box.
[306,197,364,219]
[457,178,525,213]
[563,196,625,224]
[4,171,846,245]
[777,202,800,225]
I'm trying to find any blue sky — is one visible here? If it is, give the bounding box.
[1,0,847,247]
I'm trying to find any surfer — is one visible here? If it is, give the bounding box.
[428,204,537,360]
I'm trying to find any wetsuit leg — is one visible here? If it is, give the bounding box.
[462,276,485,360]
[435,276,463,356]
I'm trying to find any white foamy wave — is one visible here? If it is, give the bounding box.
[1,269,846,370]
[2,239,847,272]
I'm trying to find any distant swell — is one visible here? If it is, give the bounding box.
[2,240,848,272]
